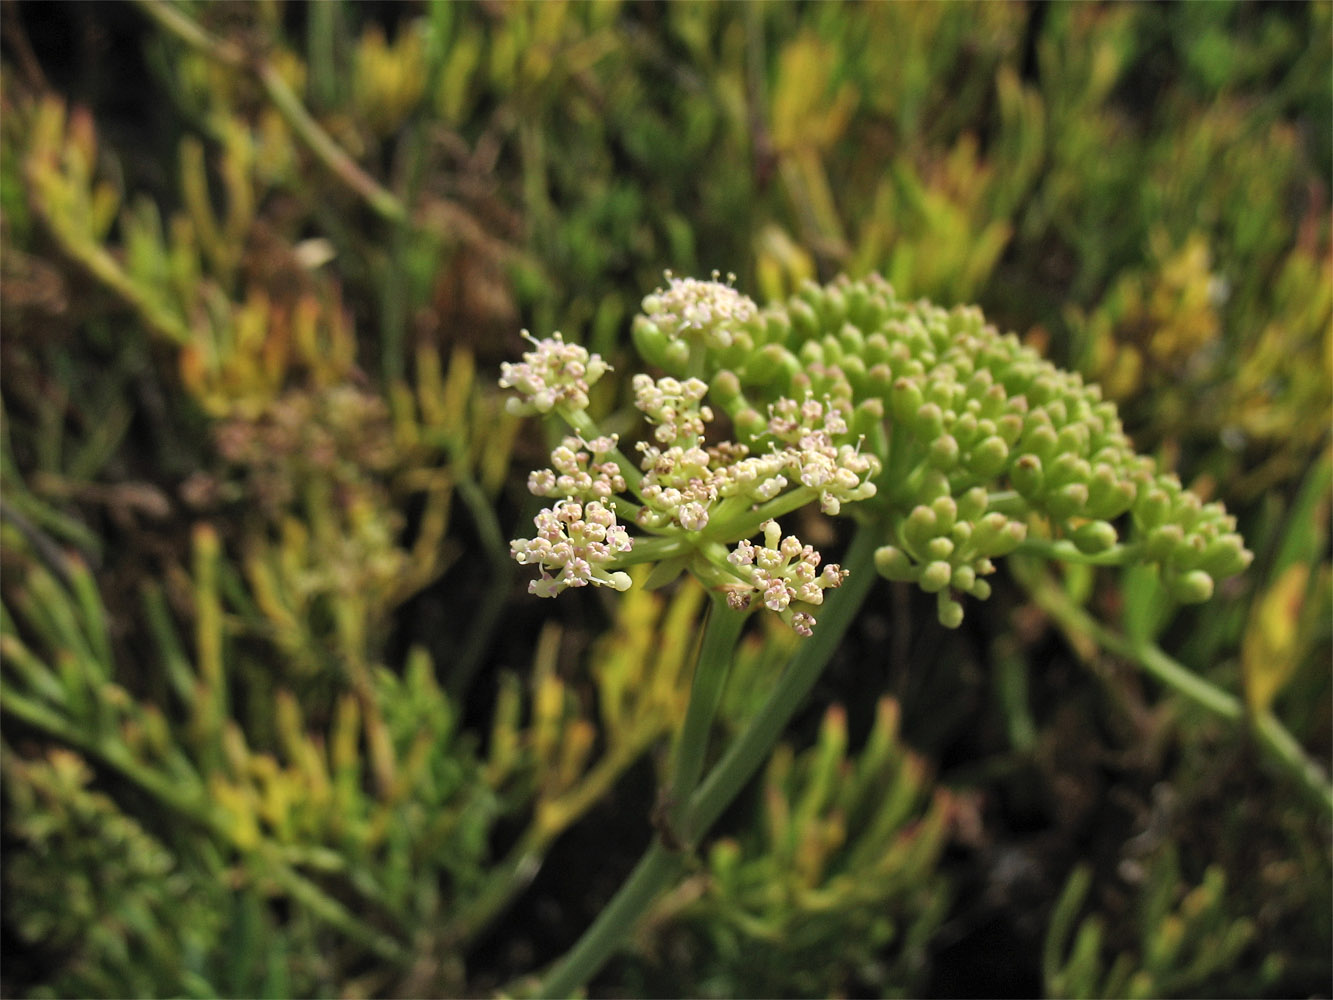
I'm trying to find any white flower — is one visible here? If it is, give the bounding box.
[498,331,610,414]
[527,435,626,501]
[510,499,633,597]
[766,395,880,515]
[725,519,849,635]
[642,271,758,350]
[632,373,713,443]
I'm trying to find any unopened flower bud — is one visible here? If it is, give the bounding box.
[1198,534,1253,579]
[920,560,953,593]
[1168,569,1214,604]
[874,545,916,581]
[970,436,1010,478]
[937,593,965,629]
[1011,454,1044,498]
[1071,519,1119,554]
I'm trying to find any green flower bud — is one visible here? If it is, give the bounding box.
[845,281,886,330]
[952,564,977,591]
[973,513,1026,557]
[1168,569,1214,604]
[969,577,993,600]
[1170,532,1208,570]
[919,469,953,503]
[715,332,756,372]
[970,436,1010,478]
[925,378,961,413]
[966,368,995,398]
[874,545,917,582]
[951,520,974,548]
[951,411,980,448]
[996,413,1025,446]
[1197,534,1253,579]
[914,402,946,440]
[1070,519,1119,554]
[867,363,895,397]
[1047,452,1090,489]
[851,397,886,439]
[710,369,744,406]
[1046,482,1090,520]
[663,337,692,372]
[789,297,819,340]
[937,593,965,629]
[1134,485,1175,530]
[1056,422,1091,457]
[839,325,865,358]
[1027,374,1059,406]
[1022,422,1060,465]
[920,560,953,593]
[734,407,767,440]
[864,332,891,366]
[817,283,848,328]
[820,335,846,368]
[926,537,955,561]
[903,504,939,556]
[799,339,825,369]
[978,385,1011,422]
[764,311,792,343]
[631,317,670,368]
[839,353,867,386]
[1144,524,1184,563]
[891,377,925,426]
[1011,454,1044,498]
[929,434,961,470]
[931,496,958,534]
[958,486,989,524]
[1085,465,1137,520]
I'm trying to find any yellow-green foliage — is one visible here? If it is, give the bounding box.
[1044,848,1259,1000]
[1,1,1328,996]
[643,698,953,998]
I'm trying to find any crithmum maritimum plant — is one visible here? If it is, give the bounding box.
[500,272,1307,996]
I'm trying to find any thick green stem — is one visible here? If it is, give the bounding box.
[536,844,683,999]
[667,597,746,837]
[531,522,880,997]
[686,522,879,834]
[1013,556,1333,818]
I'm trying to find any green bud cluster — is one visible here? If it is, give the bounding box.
[629,272,1250,626]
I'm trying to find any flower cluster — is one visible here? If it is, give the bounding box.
[723,274,1250,623]
[503,272,1250,630]
[764,396,880,515]
[498,330,610,415]
[726,520,849,636]
[873,479,1027,628]
[640,270,758,352]
[509,499,632,598]
[633,374,713,443]
[527,435,626,502]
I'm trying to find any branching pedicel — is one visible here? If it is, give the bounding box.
[503,273,1251,633]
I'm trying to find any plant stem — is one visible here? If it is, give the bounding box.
[667,596,746,836]
[133,0,407,224]
[685,521,879,835]
[1012,556,1333,818]
[1016,536,1144,567]
[530,521,880,997]
[536,844,683,999]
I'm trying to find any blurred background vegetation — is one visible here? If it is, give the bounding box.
[0,1,1329,996]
